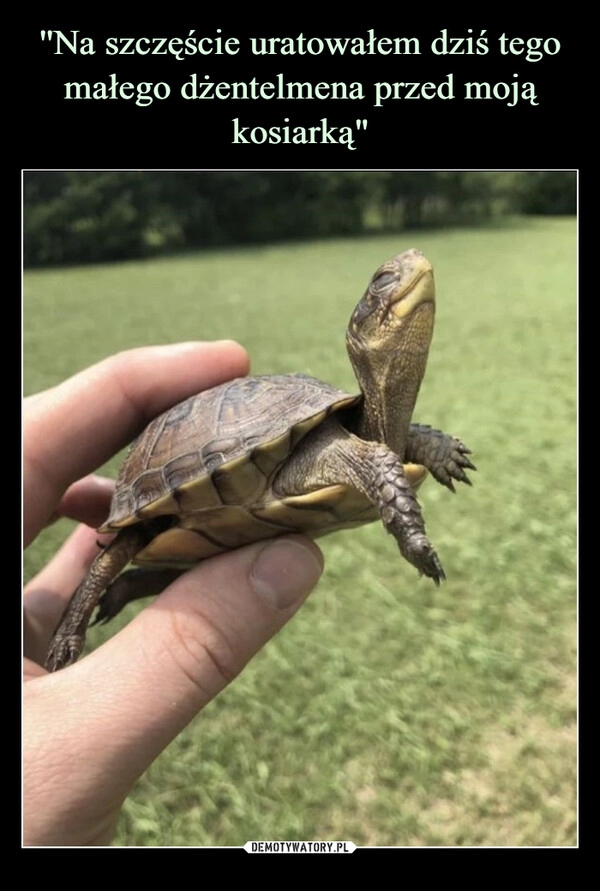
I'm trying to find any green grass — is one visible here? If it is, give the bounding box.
[23,217,577,846]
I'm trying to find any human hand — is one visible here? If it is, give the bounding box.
[23,342,323,846]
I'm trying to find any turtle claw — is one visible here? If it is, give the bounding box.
[453,443,477,474]
[452,465,473,488]
[402,534,446,585]
[407,426,476,491]
[438,442,476,490]
[421,549,446,586]
[458,453,477,473]
[436,461,475,491]
[45,633,84,672]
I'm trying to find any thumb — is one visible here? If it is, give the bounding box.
[25,536,322,840]
[108,534,324,712]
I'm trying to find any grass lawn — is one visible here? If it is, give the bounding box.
[23,217,577,846]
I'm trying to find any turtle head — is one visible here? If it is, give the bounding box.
[347,249,435,356]
[346,249,435,456]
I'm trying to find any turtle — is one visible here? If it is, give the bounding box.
[46,248,475,672]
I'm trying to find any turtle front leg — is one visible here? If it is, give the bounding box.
[274,419,445,584]
[366,444,445,582]
[407,424,476,492]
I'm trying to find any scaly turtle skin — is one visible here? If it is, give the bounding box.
[46,249,475,671]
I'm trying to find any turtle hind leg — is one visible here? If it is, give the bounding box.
[45,526,146,672]
[92,567,183,625]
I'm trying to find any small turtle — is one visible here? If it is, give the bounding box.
[46,248,475,671]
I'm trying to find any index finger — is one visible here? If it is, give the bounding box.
[23,341,249,546]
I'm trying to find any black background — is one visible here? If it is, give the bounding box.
[21,15,578,169]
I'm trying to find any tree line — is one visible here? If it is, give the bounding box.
[23,171,576,267]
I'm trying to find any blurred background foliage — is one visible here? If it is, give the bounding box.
[23,170,576,267]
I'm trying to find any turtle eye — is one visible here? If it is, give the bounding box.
[372,271,397,291]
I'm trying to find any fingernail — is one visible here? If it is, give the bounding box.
[250,539,324,610]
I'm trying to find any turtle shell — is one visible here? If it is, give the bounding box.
[99,373,393,566]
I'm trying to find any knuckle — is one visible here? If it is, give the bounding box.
[166,606,240,695]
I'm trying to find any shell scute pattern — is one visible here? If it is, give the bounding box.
[103,374,357,530]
